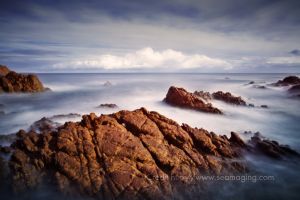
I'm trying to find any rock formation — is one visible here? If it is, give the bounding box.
[0,65,46,93]
[9,108,251,199]
[164,86,222,114]
[273,76,300,86]
[212,91,246,106]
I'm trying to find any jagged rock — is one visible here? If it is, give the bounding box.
[9,108,252,199]
[97,103,118,108]
[165,86,222,114]
[273,76,300,86]
[193,91,212,101]
[249,134,299,159]
[0,66,46,93]
[212,91,246,106]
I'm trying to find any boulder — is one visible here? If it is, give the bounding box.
[9,108,250,199]
[0,66,46,93]
[212,91,246,106]
[164,86,222,114]
[0,65,10,76]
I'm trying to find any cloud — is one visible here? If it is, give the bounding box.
[53,47,232,70]
[266,56,300,65]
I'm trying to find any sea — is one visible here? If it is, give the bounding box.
[0,73,300,199]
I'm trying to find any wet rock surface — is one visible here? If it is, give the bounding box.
[165,86,222,114]
[8,108,253,199]
[0,66,46,93]
[212,91,246,106]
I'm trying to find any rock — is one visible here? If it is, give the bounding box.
[253,85,267,89]
[49,113,81,120]
[9,108,251,199]
[260,105,268,108]
[250,134,299,159]
[103,81,112,87]
[29,117,61,133]
[212,91,246,106]
[0,66,46,93]
[248,104,255,107]
[193,91,212,101]
[165,86,222,114]
[0,145,11,154]
[0,65,10,76]
[273,76,300,86]
[97,103,118,108]
[288,84,300,93]
[248,81,255,84]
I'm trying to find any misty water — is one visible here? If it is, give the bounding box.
[1,73,300,199]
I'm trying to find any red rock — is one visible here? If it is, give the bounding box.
[0,65,10,76]
[9,108,251,199]
[212,91,246,105]
[165,86,222,114]
[0,66,46,93]
[193,90,212,101]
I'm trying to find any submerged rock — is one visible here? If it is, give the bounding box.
[0,66,46,93]
[273,76,300,86]
[9,108,252,199]
[165,86,222,114]
[212,91,246,106]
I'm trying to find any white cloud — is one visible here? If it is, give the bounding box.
[266,56,300,64]
[53,47,232,70]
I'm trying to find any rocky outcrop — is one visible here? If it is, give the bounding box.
[0,66,46,93]
[165,86,222,114]
[273,76,300,86]
[249,132,299,159]
[9,108,251,199]
[288,84,300,93]
[212,91,246,106]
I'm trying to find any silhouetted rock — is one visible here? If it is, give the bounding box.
[165,86,222,114]
[274,76,300,86]
[212,91,246,106]
[9,108,254,199]
[0,66,46,93]
[97,103,118,108]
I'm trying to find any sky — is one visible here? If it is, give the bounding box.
[0,0,300,73]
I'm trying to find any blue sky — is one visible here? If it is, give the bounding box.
[0,0,300,72]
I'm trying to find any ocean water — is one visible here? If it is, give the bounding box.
[0,73,300,199]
